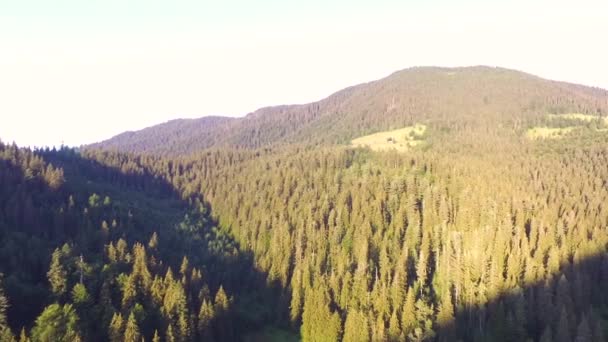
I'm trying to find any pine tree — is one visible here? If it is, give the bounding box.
[388,310,401,342]
[180,256,189,279]
[555,307,571,342]
[575,315,591,342]
[178,310,191,341]
[31,304,81,342]
[401,287,417,336]
[71,283,90,306]
[0,277,9,331]
[343,309,370,342]
[108,312,124,342]
[372,315,386,342]
[289,267,303,324]
[132,243,152,291]
[166,324,177,342]
[198,299,215,340]
[122,275,137,310]
[301,282,342,342]
[18,328,30,342]
[47,248,68,298]
[0,328,15,342]
[436,290,455,341]
[214,286,230,314]
[148,232,159,250]
[150,275,165,306]
[123,312,140,342]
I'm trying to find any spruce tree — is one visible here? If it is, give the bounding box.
[47,248,68,298]
[123,312,140,342]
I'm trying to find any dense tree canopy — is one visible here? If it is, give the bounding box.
[1,66,608,341]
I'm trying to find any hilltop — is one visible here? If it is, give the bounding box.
[91,66,608,155]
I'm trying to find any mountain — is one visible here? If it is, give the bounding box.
[91,66,608,155]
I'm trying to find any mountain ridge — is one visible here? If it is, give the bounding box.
[90,66,608,156]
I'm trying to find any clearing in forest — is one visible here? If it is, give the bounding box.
[526,127,576,139]
[351,124,427,151]
[547,113,607,123]
[527,113,608,140]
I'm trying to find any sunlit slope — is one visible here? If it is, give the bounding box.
[92,66,608,155]
[527,113,608,139]
[350,124,426,151]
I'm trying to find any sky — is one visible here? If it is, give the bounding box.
[1,0,607,148]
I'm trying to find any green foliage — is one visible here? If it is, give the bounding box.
[108,312,124,342]
[343,309,370,342]
[70,284,89,305]
[123,312,140,342]
[31,304,81,342]
[3,81,608,342]
[301,282,342,342]
[88,193,101,208]
[47,249,67,298]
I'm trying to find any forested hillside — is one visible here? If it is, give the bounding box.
[2,66,608,341]
[93,66,608,156]
[139,133,608,341]
[0,142,289,341]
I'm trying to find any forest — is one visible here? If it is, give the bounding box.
[1,67,608,341]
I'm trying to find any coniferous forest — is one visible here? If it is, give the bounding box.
[2,67,608,341]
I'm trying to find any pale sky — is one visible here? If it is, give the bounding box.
[1,0,607,148]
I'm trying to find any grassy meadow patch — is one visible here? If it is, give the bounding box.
[526,127,576,139]
[351,124,427,151]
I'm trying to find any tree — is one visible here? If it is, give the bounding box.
[108,312,124,342]
[88,193,100,208]
[180,256,189,279]
[301,282,342,342]
[555,307,571,342]
[123,312,140,342]
[401,287,417,336]
[388,310,401,342]
[121,275,137,310]
[343,309,370,342]
[148,232,159,250]
[0,274,17,342]
[575,315,591,342]
[0,276,10,331]
[47,248,68,298]
[178,310,191,341]
[198,299,215,340]
[71,284,90,306]
[0,328,15,342]
[436,290,455,341]
[31,304,81,342]
[132,243,152,291]
[166,324,177,342]
[214,286,230,314]
[18,328,30,342]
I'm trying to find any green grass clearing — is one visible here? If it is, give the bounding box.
[526,127,577,139]
[351,124,427,151]
[527,113,608,140]
[547,113,608,124]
